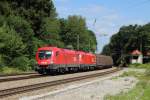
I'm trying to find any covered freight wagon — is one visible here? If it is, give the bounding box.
[96,54,113,69]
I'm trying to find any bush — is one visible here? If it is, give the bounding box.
[29,59,37,70]
[10,56,31,71]
[0,26,26,60]
[0,54,5,67]
[0,66,23,74]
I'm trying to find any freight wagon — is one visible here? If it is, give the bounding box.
[96,54,113,69]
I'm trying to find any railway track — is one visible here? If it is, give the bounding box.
[0,68,116,83]
[0,67,121,98]
[0,74,42,83]
[0,72,37,77]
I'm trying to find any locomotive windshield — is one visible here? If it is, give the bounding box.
[38,50,52,59]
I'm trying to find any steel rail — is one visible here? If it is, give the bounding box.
[0,68,116,83]
[0,68,121,98]
[0,72,37,77]
[0,74,42,83]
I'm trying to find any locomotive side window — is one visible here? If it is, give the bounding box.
[39,50,52,59]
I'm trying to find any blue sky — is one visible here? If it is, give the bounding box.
[53,0,150,53]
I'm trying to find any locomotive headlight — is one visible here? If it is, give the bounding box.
[41,61,47,64]
[51,61,54,64]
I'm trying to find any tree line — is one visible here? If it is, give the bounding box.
[102,23,150,66]
[0,0,97,71]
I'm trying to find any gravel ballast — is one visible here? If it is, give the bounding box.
[21,69,139,100]
[0,68,117,91]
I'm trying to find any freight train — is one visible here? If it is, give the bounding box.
[35,46,113,74]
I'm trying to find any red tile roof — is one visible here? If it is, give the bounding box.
[131,50,142,55]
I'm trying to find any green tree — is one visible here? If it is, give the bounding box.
[6,15,36,58]
[7,15,34,42]
[102,24,150,65]
[59,15,97,52]
[0,1,11,16]
[40,18,64,47]
[87,30,97,52]
[0,26,26,65]
[8,0,57,37]
[0,0,98,72]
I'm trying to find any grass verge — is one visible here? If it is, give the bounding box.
[0,66,25,74]
[104,69,150,100]
[129,63,150,69]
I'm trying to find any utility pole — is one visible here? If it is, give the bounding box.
[77,34,79,50]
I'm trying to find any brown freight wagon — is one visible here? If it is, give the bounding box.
[96,54,113,69]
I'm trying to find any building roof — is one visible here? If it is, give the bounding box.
[131,50,142,55]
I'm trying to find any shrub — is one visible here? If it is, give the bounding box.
[10,56,31,71]
[29,59,37,70]
[0,66,23,74]
[0,26,26,60]
[0,54,4,67]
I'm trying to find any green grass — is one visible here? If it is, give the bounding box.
[129,63,150,69]
[104,70,150,100]
[111,76,119,80]
[119,71,143,78]
[0,66,24,74]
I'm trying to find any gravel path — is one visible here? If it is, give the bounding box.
[21,68,139,100]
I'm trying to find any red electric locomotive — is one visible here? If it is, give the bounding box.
[35,46,96,74]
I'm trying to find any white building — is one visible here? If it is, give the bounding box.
[130,50,143,64]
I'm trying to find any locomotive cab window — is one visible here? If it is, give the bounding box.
[38,50,52,59]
